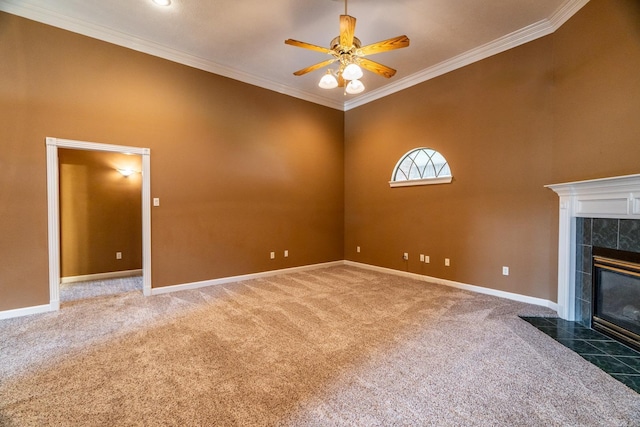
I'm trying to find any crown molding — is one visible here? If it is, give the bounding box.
[344,0,590,111]
[1,0,589,111]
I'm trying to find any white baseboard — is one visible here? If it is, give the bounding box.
[61,269,143,284]
[154,259,557,312]
[0,303,56,320]
[1,260,557,320]
[344,260,559,312]
[150,261,344,295]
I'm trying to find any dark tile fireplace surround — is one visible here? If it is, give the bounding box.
[575,218,640,327]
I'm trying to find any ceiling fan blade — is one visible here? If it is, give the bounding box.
[359,35,410,56]
[339,15,356,48]
[358,58,397,79]
[285,39,332,54]
[293,58,337,76]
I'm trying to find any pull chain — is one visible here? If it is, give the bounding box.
[345,0,348,15]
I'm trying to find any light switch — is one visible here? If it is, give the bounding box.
[153,198,160,206]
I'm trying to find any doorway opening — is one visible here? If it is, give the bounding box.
[46,137,152,310]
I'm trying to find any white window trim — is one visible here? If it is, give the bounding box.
[389,147,453,188]
[389,176,453,188]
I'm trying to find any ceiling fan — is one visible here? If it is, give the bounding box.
[285,0,410,94]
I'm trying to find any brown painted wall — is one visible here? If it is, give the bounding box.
[1,0,639,312]
[552,0,640,182]
[345,36,557,299]
[344,0,640,302]
[59,149,142,277]
[0,12,344,310]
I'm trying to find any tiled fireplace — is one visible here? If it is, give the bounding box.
[575,218,640,326]
[547,174,640,322]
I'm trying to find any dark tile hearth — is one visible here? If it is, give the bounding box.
[520,316,640,394]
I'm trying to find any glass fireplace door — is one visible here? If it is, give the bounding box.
[593,248,640,351]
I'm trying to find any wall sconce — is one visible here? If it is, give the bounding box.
[117,168,138,177]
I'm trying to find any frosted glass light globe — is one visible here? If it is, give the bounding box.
[318,73,338,89]
[346,79,365,94]
[342,63,363,81]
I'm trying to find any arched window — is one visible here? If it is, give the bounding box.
[390,148,452,187]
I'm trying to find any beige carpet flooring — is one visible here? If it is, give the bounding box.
[1,265,639,426]
[59,275,143,302]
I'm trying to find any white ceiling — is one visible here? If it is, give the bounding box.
[0,0,589,110]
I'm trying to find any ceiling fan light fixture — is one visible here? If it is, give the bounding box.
[346,79,365,94]
[342,63,363,81]
[285,0,409,96]
[152,0,171,6]
[318,71,339,89]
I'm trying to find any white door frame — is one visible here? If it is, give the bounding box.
[46,137,152,309]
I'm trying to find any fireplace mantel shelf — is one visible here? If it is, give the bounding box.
[546,174,640,321]
[546,174,640,219]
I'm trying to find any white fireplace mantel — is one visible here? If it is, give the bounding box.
[546,174,640,320]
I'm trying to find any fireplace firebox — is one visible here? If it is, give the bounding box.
[592,247,640,352]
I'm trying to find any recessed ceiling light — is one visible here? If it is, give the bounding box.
[152,0,171,6]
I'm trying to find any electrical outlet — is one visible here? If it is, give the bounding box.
[502,266,509,276]
[270,252,275,259]
[403,252,409,260]
[445,258,450,266]
[357,246,361,253]
[420,254,425,262]
[116,252,122,260]
[425,255,430,264]
[284,250,289,258]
